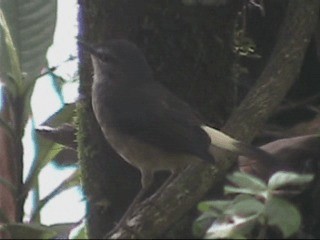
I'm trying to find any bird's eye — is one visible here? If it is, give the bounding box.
[97,52,110,62]
[96,51,118,64]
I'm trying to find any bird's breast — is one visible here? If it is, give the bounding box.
[91,81,201,174]
[97,121,196,173]
[91,88,196,173]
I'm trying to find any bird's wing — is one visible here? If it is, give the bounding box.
[109,81,276,164]
[110,81,215,162]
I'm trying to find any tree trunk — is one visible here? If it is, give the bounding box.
[77,0,240,238]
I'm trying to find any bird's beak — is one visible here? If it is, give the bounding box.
[78,38,98,56]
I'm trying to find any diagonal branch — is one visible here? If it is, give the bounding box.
[110,0,320,238]
[223,0,320,141]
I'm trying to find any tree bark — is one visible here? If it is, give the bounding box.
[77,0,240,238]
[109,0,320,238]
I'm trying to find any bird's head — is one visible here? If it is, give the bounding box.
[78,39,153,87]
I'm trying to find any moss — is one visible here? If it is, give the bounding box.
[77,0,242,238]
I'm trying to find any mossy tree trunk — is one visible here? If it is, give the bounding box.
[77,0,319,238]
[77,0,240,238]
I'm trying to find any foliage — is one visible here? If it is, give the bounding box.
[0,4,83,239]
[1,0,319,239]
[194,171,314,239]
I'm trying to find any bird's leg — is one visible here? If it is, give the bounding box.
[106,170,184,238]
[106,171,153,237]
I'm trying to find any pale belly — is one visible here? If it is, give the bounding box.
[100,125,196,174]
[91,88,199,175]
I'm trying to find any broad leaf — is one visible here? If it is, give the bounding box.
[0,0,57,83]
[1,223,57,239]
[265,197,301,238]
[0,9,21,96]
[24,104,76,194]
[226,196,264,217]
[49,221,82,239]
[224,185,266,196]
[71,225,88,239]
[198,200,232,214]
[40,103,76,128]
[227,171,267,193]
[23,142,63,195]
[0,0,57,128]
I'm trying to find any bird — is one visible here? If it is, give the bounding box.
[78,39,275,230]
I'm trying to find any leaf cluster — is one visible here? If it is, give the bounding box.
[194,171,313,239]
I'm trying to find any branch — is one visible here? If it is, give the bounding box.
[223,0,320,140]
[109,0,320,238]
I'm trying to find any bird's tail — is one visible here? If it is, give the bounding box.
[201,125,275,164]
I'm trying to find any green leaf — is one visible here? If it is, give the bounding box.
[196,211,218,223]
[22,142,63,195]
[23,104,76,195]
[49,222,82,239]
[193,212,216,238]
[71,225,88,239]
[196,195,263,239]
[227,171,267,193]
[265,197,301,238]
[0,1,57,129]
[226,196,264,217]
[40,103,76,127]
[268,171,314,190]
[0,0,57,84]
[0,9,21,95]
[0,223,57,239]
[198,200,232,214]
[224,185,267,196]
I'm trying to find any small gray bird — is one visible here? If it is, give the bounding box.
[79,39,274,228]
